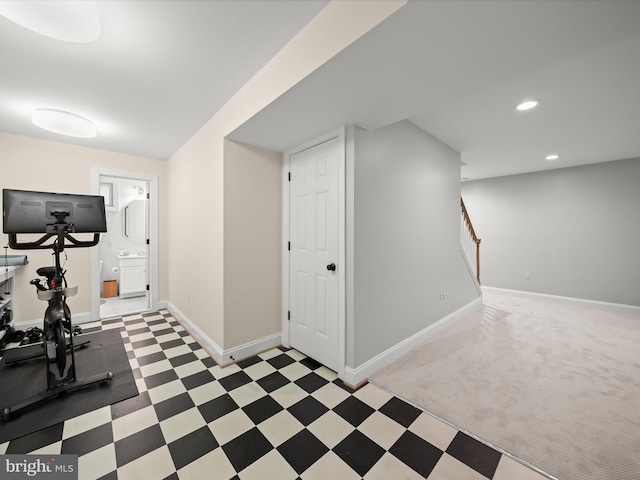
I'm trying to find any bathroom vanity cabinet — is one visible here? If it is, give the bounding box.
[118,256,147,298]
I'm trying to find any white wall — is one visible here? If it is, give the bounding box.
[165,125,224,347]
[224,140,282,348]
[165,0,405,354]
[351,120,479,367]
[461,157,640,306]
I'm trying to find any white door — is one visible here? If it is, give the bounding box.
[289,137,340,371]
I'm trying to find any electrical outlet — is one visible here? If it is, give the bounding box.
[525,272,531,280]
[439,289,447,300]
[187,291,191,301]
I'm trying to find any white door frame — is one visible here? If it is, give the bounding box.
[282,127,346,379]
[90,168,159,320]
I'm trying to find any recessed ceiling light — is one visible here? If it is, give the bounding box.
[0,0,101,43]
[545,154,560,161]
[32,109,97,138]
[515,99,540,111]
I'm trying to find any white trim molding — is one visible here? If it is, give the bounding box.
[482,286,640,315]
[90,167,160,321]
[221,333,282,367]
[459,244,482,296]
[343,297,482,387]
[15,311,94,332]
[166,302,282,367]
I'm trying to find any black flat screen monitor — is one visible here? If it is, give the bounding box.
[3,189,107,234]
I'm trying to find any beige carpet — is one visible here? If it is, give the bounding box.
[369,292,640,480]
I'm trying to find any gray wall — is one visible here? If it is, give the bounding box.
[461,157,640,306]
[351,120,479,367]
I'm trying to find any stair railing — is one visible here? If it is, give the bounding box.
[461,198,481,284]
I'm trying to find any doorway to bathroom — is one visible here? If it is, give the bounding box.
[91,169,159,320]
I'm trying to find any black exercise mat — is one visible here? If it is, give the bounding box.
[0,329,138,444]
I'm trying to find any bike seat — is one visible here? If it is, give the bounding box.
[36,266,57,279]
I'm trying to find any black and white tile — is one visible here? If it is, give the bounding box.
[0,311,547,479]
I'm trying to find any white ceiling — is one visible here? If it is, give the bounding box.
[0,0,328,159]
[229,0,640,180]
[2,1,640,180]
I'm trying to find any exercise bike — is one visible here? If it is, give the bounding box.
[1,193,113,421]
[29,249,82,382]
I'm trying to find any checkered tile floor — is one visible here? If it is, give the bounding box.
[1,311,547,479]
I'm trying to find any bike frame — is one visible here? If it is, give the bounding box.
[43,237,77,387]
[8,212,100,391]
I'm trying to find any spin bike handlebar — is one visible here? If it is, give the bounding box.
[8,213,100,251]
[7,232,101,250]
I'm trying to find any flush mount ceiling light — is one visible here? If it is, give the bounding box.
[32,108,97,138]
[515,99,540,111]
[545,154,560,161]
[0,0,101,43]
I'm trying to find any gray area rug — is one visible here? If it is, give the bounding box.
[0,329,137,444]
[369,293,640,480]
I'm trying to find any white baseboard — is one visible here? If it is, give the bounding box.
[165,302,223,364]
[221,333,282,367]
[165,301,282,367]
[482,286,640,315]
[343,297,482,387]
[13,311,94,332]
